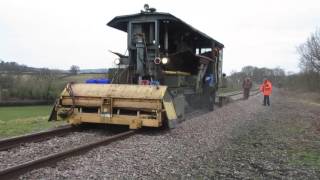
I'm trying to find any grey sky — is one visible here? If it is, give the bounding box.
[0,0,319,74]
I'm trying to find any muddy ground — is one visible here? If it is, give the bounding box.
[208,90,320,179]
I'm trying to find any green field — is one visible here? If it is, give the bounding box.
[0,73,109,139]
[0,105,65,138]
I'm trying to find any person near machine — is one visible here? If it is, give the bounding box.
[260,79,272,106]
[221,73,227,88]
[242,77,252,99]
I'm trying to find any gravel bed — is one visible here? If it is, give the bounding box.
[20,92,264,179]
[210,90,320,179]
[0,129,115,170]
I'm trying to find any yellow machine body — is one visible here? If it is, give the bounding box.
[55,84,178,129]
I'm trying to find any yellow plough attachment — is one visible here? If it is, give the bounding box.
[50,83,178,129]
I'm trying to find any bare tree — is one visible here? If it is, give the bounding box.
[241,66,255,77]
[69,65,80,75]
[298,29,320,73]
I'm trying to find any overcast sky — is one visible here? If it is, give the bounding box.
[0,0,319,74]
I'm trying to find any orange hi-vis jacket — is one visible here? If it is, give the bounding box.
[260,80,272,96]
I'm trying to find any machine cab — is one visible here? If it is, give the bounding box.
[107,5,224,88]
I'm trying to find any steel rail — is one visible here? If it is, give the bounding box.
[0,125,76,151]
[224,88,260,97]
[229,89,260,101]
[0,130,136,180]
[217,89,260,107]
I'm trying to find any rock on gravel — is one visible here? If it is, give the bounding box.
[20,89,319,179]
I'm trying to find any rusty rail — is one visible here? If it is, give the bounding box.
[0,125,76,151]
[230,88,260,99]
[217,88,260,107]
[0,130,136,180]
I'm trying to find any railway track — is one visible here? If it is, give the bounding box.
[0,130,136,179]
[0,89,259,179]
[0,125,77,151]
[217,88,260,106]
[229,89,260,101]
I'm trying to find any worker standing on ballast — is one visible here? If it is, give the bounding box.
[242,77,252,99]
[260,79,272,106]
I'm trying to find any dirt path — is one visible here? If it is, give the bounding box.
[210,89,320,179]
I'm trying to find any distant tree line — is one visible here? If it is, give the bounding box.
[284,28,320,92]
[0,60,36,73]
[227,28,320,93]
[0,68,62,102]
[0,60,64,74]
[298,29,320,73]
[228,65,319,93]
[227,66,286,90]
[0,61,82,102]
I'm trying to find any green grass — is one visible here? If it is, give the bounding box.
[0,106,65,138]
[279,119,320,169]
[61,73,108,83]
[0,106,51,121]
[289,149,320,168]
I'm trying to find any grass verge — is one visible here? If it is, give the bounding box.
[0,106,66,138]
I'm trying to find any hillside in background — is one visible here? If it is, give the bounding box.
[0,60,64,74]
[0,60,110,103]
[0,60,109,74]
[79,68,108,74]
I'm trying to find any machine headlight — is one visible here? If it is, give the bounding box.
[154,57,161,64]
[161,57,169,64]
[114,58,120,65]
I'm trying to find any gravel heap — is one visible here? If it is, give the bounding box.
[0,130,113,170]
[20,93,264,179]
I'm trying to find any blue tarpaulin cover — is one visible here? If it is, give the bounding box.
[85,78,111,84]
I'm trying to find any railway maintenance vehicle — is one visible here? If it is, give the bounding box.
[49,5,224,129]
